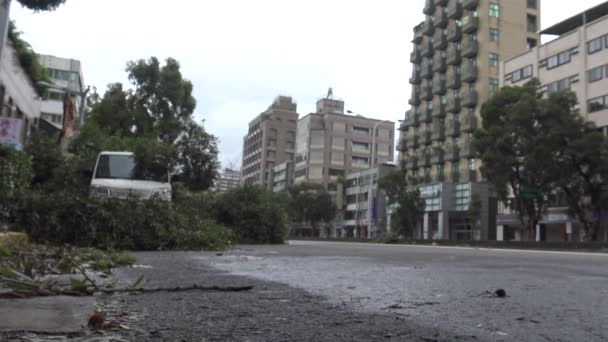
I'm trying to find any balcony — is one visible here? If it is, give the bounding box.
[400,113,411,130]
[433,55,447,72]
[447,71,461,89]
[409,70,421,85]
[423,0,435,15]
[420,62,433,79]
[405,155,419,170]
[423,131,432,146]
[462,89,478,108]
[446,119,461,137]
[446,144,460,161]
[463,0,478,10]
[431,148,445,163]
[446,97,461,113]
[421,150,431,166]
[447,46,461,65]
[397,139,408,152]
[423,105,433,123]
[413,23,424,43]
[431,124,445,142]
[447,23,462,41]
[447,1,462,19]
[462,63,478,82]
[433,30,447,50]
[434,10,448,28]
[432,102,446,118]
[432,79,446,95]
[409,89,421,106]
[462,114,478,132]
[462,16,479,33]
[410,49,421,64]
[412,133,420,148]
[421,85,433,101]
[422,18,435,36]
[462,39,478,57]
[465,169,478,182]
[451,171,460,183]
[413,110,421,127]
[421,39,434,57]
[461,140,475,158]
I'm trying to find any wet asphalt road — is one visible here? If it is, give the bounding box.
[210,241,608,341]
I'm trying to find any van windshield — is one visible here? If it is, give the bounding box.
[95,155,168,182]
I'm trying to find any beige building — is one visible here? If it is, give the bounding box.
[215,168,241,193]
[399,0,541,240]
[499,1,608,242]
[294,95,395,204]
[241,96,298,186]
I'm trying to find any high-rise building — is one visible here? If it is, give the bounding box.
[241,96,298,186]
[215,168,241,193]
[37,54,85,130]
[398,0,541,241]
[294,93,395,205]
[269,161,295,193]
[498,1,608,242]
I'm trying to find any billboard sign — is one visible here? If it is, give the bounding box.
[0,117,23,150]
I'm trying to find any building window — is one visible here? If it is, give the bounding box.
[437,164,444,179]
[333,122,346,132]
[527,0,537,9]
[489,28,499,42]
[522,65,533,78]
[489,78,499,95]
[352,141,370,152]
[588,37,603,54]
[546,77,572,93]
[468,159,476,171]
[546,51,570,69]
[352,156,369,166]
[527,38,538,49]
[489,53,499,68]
[589,66,604,83]
[332,137,345,150]
[353,126,370,135]
[588,95,608,113]
[489,3,500,17]
[527,14,537,33]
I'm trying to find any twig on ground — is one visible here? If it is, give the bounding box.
[100,284,254,294]
[68,258,101,291]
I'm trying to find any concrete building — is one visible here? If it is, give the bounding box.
[342,163,396,238]
[37,54,84,131]
[0,42,41,150]
[241,96,298,186]
[499,1,608,242]
[215,168,241,193]
[399,0,541,241]
[269,161,294,193]
[294,95,395,195]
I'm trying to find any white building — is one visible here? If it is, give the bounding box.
[37,54,85,130]
[0,42,40,150]
[215,168,241,193]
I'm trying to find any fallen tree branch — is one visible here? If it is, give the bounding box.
[68,258,101,292]
[99,284,254,294]
[0,275,38,288]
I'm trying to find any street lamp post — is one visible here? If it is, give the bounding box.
[367,120,392,239]
[36,81,90,127]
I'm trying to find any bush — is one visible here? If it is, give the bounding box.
[213,186,288,244]
[12,191,233,251]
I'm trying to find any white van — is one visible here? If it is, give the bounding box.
[89,151,172,200]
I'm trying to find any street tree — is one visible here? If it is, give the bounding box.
[16,0,66,11]
[287,183,337,237]
[475,79,607,241]
[378,170,425,239]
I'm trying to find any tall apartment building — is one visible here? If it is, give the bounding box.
[295,94,395,231]
[399,0,541,241]
[38,54,85,130]
[241,96,298,186]
[215,168,241,193]
[499,1,608,242]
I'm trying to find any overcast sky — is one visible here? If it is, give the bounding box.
[10,0,608,167]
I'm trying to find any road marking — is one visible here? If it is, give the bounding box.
[288,240,608,257]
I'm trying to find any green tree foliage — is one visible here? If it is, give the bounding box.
[475,79,608,241]
[25,130,62,187]
[287,183,337,237]
[16,0,66,11]
[378,171,425,239]
[74,57,219,191]
[7,21,49,94]
[213,186,288,244]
